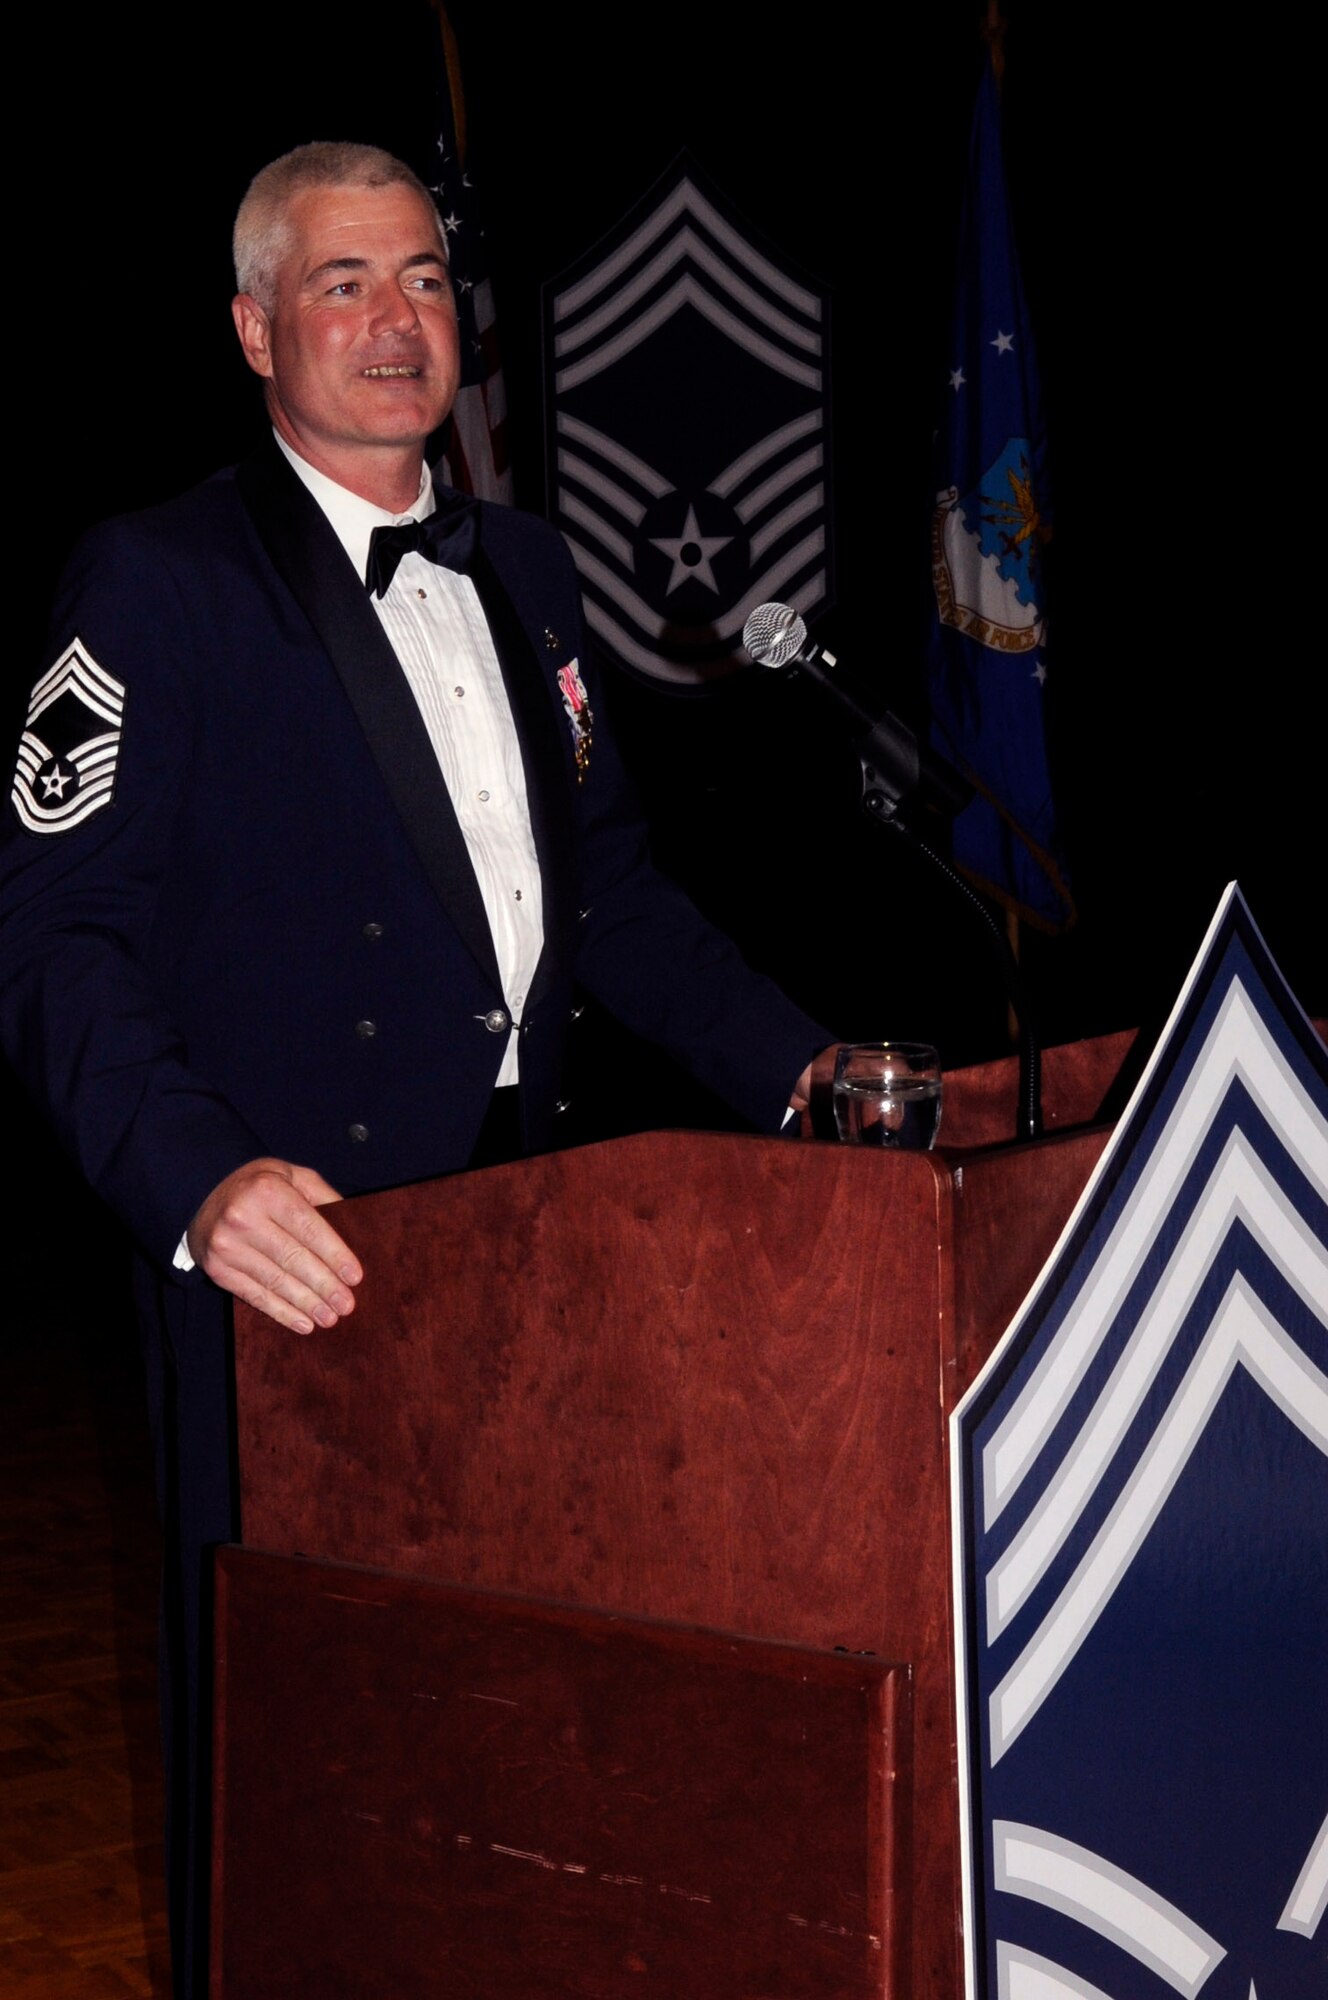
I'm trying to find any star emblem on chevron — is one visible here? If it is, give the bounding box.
[647,500,734,596]
[953,885,1328,1996]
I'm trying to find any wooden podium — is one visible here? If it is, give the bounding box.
[212,1034,1135,1997]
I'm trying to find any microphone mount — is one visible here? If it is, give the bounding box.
[741,603,973,825]
[741,601,1043,1142]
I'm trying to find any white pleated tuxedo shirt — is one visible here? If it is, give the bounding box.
[277,435,543,1089]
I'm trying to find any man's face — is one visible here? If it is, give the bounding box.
[233,181,460,493]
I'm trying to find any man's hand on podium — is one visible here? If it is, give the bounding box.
[187,1158,363,1334]
[792,1044,842,1139]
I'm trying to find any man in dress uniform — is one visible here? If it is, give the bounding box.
[0,142,829,1991]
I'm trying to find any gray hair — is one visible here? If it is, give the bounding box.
[233,141,443,312]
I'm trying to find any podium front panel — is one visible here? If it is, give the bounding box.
[213,1548,908,1998]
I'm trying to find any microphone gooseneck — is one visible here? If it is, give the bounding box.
[741,601,1042,1143]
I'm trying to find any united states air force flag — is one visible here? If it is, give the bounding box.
[544,156,832,686]
[928,60,1072,931]
[953,885,1327,1998]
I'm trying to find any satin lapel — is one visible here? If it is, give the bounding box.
[468,543,578,1009]
[235,445,500,990]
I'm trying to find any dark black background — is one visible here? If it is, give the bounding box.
[15,2,1323,1188]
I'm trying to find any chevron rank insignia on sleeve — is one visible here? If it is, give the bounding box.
[12,640,126,834]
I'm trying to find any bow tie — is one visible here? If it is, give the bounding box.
[365,494,479,597]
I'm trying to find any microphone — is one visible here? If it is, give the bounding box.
[743,602,1042,1139]
[741,602,972,823]
[742,601,825,673]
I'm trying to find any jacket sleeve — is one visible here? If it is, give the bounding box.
[566,643,831,1134]
[0,518,267,1272]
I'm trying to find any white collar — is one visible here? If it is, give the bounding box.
[273,432,435,585]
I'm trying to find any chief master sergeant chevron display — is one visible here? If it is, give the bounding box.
[952,886,1328,1997]
[0,141,831,1998]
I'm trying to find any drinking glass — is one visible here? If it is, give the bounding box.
[832,1042,943,1150]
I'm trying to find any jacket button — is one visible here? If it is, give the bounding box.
[362,921,384,940]
[481,1007,510,1034]
[348,1123,369,1143]
[553,1099,571,1115]
[578,907,591,922]
[570,1003,585,1021]
[355,1019,377,1039]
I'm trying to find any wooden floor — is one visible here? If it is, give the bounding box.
[1,1194,171,1999]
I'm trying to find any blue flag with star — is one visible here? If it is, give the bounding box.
[926,59,1072,931]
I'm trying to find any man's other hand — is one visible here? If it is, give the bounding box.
[791,1043,841,1137]
[186,1158,363,1334]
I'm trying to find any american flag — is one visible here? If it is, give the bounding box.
[426,2,513,504]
